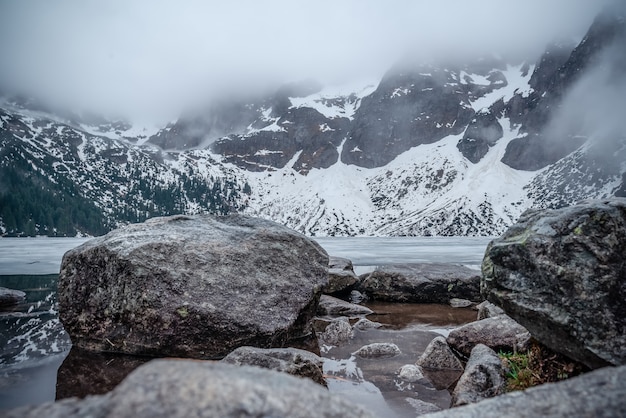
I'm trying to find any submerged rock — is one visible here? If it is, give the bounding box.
[5,360,375,418]
[358,263,481,303]
[482,198,626,368]
[221,346,325,386]
[58,214,328,359]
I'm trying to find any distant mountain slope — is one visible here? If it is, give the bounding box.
[0,7,624,237]
[0,104,247,236]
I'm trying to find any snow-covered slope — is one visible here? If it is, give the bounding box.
[1,8,624,237]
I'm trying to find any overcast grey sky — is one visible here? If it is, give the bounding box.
[0,0,612,123]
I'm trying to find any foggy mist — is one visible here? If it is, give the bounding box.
[0,0,612,124]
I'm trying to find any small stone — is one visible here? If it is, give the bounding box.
[353,343,401,359]
[476,301,504,320]
[352,318,383,331]
[398,364,424,382]
[319,318,353,346]
[450,298,474,308]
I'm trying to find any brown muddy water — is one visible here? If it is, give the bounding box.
[0,276,476,417]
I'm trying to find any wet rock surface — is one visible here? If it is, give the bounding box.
[358,263,481,303]
[422,365,626,418]
[317,295,373,317]
[58,214,328,359]
[324,256,359,294]
[6,360,374,418]
[482,198,626,368]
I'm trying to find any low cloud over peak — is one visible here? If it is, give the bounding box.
[0,0,612,123]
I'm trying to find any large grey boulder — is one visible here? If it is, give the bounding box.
[5,359,374,418]
[358,263,481,303]
[421,365,626,418]
[482,199,626,369]
[446,315,531,358]
[450,344,506,407]
[221,346,325,386]
[58,214,328,359]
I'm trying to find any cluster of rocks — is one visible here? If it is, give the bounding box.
[6,199,626,417]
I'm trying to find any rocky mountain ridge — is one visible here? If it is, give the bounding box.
[0,8,624,237]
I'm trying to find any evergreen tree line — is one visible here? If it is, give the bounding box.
[0,145,250,237]
[0,155,109,237]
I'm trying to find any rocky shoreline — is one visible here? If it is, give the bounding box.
[4,199,626,417]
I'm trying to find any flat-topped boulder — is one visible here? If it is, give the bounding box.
[446,315,531,358]
[323,256,359,294]
[58,214,328,359]
[357,263,481,303]
[482,198,626,369]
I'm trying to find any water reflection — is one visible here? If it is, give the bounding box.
[321,301,474,417]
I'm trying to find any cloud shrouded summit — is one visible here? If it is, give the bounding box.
[0,0,611,123]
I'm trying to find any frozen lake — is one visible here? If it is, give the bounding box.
[0,236,494,275]
[0,235,494,414]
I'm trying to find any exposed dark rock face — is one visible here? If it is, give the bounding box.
[212,106,350,173]
[457,109,503,163]
[221,346,326,386]
[58,214,328,359]
[421,365,626,418]
[482,198,626,369]
[342,63,475,168]
[449,344,507,407]
[5,360,375,418]
[357,263,481,303]
[446,315,531,358]
[502,7,626,170]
